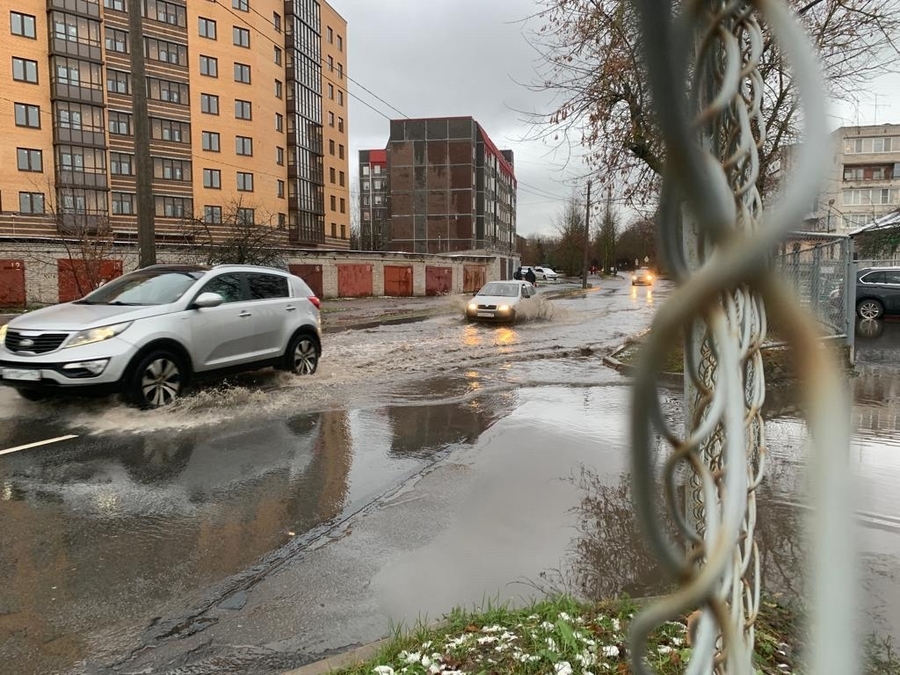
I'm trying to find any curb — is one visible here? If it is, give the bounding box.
[283,639,392,675]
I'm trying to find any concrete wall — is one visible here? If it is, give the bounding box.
[0,239,518,306]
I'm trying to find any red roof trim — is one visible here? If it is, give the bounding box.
[477,123,516,182]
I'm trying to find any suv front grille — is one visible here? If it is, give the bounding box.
[5,330,69,354]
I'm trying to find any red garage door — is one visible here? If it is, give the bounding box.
[384,265,413,297]
[337,263,374,298]
[0,260,25,308]
[58,259,123,303]
[463,265,486,293]
[425,266,452,296]
[289,264,324,298]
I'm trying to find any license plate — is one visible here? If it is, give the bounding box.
[2,368,41,381]
[477,311,493,317]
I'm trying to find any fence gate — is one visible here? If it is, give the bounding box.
[0,260,25,308]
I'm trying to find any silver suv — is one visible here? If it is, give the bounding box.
[0,264,322,407]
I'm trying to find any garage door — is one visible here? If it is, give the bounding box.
[58,259,123,303]
[0,260,25,308]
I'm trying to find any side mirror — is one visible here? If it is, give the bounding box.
[193,292,224,308]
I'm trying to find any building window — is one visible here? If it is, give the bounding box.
[105,28,128,53]
[109,111,131,135]
[104,0,125,10]
[275,79,282,99]
[111,192,135,215]
[19,192,44,214]
[331,222,337,237]
[204,205,222,224]
[276,146,284,165]
[202,131,220,152]
[154,157,190,181]
[155,196,191,218]
[110,152,133,175]
[200,55,218,77]
[341,224,346,239]
[338,90,344,106]
[17,148,42,172]
[14,103,40,128]
[339,144,345,160]
[338,117,344,132]
[151,118,189,143]
[329,167,336,183]
[148,78,189,104]
[328,83,334,99]
[237,207,254,225]
[340,197,345,213]
[199,17,216,39]
[275,113,283,132]
[12,57,38,83]
[339,171,345,187]
[145,37,187,66]
[233,0,249,11]
[374,164,381,174]
[233,26,250,48]
[278,213,286,229]
[235,136,253,155]
[234,62,251,83]
[874,137,894,153]
[330,195,336,210]
[362,166,370,176]
[327,26,333,43]
[329,139,335,155]
[274,45,282,65]
[338,35,343,52]
[337,63,343,79]
[237,172,254,191]
[107,69,130,93]
[203,168,221,188]
[201,93,219,115]
[327,55,333,71]
[328,111,334,127]
[146,0,186,26]
[277,180,285,198]
[273,12,281,32]
[362,180,370,191]
[235,99,252,119]
[10,12,36,39]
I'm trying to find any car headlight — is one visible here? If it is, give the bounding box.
[498,304,511,312]
[0,324,7,343]
[65,321,133,348]
[467,303,478,312]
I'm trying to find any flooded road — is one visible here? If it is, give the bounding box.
[2,280,898,674]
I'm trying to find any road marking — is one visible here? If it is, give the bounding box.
[0,434,78,456]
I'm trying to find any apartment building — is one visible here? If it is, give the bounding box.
[358,148,388,250]
[797,123,900,232]
[361,116,516,254]
[0,0,348,248]
[320,0,348,248]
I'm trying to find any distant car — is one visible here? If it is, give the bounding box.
[533,266,559,282]
[0,264,322,408]
[855,267,900,319]
[631,267,654,286]
[466,280,537,323]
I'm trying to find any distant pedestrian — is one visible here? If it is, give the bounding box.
[525,268,537,286]
[513,266,523,280]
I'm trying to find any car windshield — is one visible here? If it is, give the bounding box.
[75,270,205,306]
[478,283,520,297]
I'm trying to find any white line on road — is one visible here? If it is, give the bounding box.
[0,434,79,456]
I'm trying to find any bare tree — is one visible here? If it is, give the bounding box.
[597,188,618,273]
[185,198,289,268]
[554,194,587,275]
[527,0,900,205]
[349,184,362,250]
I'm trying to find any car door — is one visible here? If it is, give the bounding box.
[884,270,900,313]
[859,270,887,310]
[246,272,294,358]
[188,272,260,370]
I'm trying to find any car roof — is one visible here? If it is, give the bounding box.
[139,263,209,273]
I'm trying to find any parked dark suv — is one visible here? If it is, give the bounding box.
[855,267,900,320]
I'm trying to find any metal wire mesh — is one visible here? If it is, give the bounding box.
[628,1,856,674]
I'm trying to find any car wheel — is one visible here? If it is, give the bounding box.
[857,299,884,320]
[286,332,319,375]
[126,350,185,409]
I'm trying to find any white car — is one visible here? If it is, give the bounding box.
[533,266,559,282]
[0,264,322,408]
[465,280,537,323]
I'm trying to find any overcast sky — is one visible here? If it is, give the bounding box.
[338,0,900,239]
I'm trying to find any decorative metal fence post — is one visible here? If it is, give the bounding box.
[628,1,857,674]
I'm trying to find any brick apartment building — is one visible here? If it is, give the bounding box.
[0,0,349,248]
[359,116,517,254]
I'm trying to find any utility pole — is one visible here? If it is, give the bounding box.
[129,0,155,267]
[581,180,592,289]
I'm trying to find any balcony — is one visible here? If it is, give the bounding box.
[51,81,104,105]
[56,169,109,189]
[47,0,101,19]
[54,127,106,148]
[49,36,102,63]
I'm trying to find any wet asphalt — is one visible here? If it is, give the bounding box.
[2,280,900,674]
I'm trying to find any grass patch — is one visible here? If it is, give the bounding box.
[332,595,809,675]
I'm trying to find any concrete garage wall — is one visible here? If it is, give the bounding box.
[0,240,518,306]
